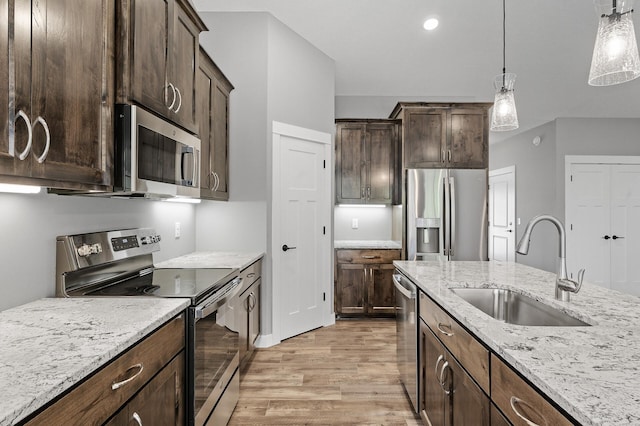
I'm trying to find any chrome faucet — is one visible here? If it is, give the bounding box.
[516,214,585,301]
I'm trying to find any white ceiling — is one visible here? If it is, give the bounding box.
[194,0,640,143]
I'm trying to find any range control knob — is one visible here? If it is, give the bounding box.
[77,243,103,257]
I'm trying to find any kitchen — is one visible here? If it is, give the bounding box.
[2,0,640,425]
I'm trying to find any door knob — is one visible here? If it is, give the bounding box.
[282,244,297,252]
[603,235,610,240]
[612,235,624,240]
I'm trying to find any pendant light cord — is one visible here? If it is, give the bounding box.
[502,0,506,75]
[502,0,506,88]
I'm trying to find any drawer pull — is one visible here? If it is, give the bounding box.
[436,322,454,337]
[247,272,256,278]
[111,363,144,390]
[510,396,547,426]
[361,255,379,259]
[132,412,143,426]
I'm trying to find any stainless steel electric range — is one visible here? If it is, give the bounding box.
[56,228,242,426]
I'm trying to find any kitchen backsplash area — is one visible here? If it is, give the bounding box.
[0,192,196,312]
[334,205,402,241]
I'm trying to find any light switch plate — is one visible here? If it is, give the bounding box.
[352,218,358,229]
[175,222,181,238]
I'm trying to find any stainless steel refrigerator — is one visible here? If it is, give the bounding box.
[405,168,488,261]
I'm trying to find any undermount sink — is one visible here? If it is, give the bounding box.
[450,288,591,327]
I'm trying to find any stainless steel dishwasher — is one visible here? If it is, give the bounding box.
[394,271,418,412]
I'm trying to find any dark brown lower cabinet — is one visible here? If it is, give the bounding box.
[335,249,400,317]
[106,352,185,426]
[420,319,490,426]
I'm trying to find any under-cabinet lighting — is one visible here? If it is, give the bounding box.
[165,197,202,204]
[0,184,41,194]
[337,204,386,208]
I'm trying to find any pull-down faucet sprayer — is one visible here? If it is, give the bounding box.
[516,215,585,302]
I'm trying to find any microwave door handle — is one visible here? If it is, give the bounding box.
[181,146,195,186]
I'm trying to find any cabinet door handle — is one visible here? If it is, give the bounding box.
[441,149,445,163]
[111,363,144,390]
[438,361,451,395]
[132,412,143,426]
[32,117,51,163]
[166,82,177,110]
[14,110,33,160]
[367,186,371,199]
[510,396,546,426]
[173,86,182,113]
[603,235,610,240]
[447,150,452,162]
[247,272,256,279]
[361,187,366,198]
[436,322,454,337]
[361,255,379,259]
[434,354,445,379]
[612,235,624,240]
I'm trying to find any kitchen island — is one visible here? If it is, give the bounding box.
[394,260,640,426]
[0,297,189,426]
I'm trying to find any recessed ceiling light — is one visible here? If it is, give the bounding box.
[423,17,439,31]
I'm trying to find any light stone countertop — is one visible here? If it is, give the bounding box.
[0,297,189,426]
[334,240,402,249]
[393,260,640,426]
[154,251,264,270]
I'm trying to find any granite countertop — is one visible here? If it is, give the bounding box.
[334,240,402,249]
[394,260,640,426]
[154,251,264,270]
[0,297,189,426]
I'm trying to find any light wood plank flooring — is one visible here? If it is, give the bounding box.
[229,319,422,425]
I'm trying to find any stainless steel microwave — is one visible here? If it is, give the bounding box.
[114,105,200,198]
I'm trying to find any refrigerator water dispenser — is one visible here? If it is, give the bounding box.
[415,218,440,254]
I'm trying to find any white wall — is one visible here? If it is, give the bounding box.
[0,192,195,312]
[196,12,335,338]
[334,206,393,240]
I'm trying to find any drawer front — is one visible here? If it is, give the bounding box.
[336,249,400,264]
[419,292,489,393]
[26,314,185,426]
[491,355,573,426]
[240,259,262,286]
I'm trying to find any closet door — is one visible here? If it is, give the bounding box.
[566,163,611,288]
[609,165,640,295]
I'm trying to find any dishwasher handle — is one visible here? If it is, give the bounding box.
[393,274,416,299]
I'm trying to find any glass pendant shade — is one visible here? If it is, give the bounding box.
[490,73,519,131]
[589,0,640,86]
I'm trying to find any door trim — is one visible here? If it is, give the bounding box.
[270,121,333,345]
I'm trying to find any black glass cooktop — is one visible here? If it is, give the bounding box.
[85,268,237,302]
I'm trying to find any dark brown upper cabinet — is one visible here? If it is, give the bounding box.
[390,103,492,169]
[117,0,206,134]
[0,0,114,190]
[335,119,400,205]
[197,47,233,201]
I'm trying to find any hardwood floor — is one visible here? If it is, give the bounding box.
[229,319,422,425]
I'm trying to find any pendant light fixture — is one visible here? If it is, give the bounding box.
[588,0,640,86]
[490,0,519,131]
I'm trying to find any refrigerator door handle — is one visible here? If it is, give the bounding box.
[443,175,450,257]
[449,176,456,258]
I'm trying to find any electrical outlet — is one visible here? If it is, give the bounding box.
[174,222,181,239]
[352,218,359,229]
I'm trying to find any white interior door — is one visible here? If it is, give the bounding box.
[272,122,332,342]
[566,164,611,288]
[610,165,640,295]
[488,166,515,262]
[566,157,640,295]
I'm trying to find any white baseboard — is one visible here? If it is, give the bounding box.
[254,333,280,348]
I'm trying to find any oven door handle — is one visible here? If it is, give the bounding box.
[195,277,243,319]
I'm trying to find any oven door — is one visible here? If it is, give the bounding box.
[187,283,242,426]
